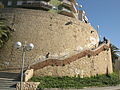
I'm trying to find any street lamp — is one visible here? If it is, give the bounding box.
[15,41,34,90]
[96,25,101,42]
[97,25,100,31]
[76,3,83,8]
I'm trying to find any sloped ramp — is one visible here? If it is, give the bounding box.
[30,42,110,70]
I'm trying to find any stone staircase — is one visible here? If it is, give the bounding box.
[0,71,19,90]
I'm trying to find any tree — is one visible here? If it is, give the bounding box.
[0,18,11,48]
[110,44,120,63]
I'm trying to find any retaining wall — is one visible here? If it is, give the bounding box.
[0,8,99,70]
[32,42,113,77]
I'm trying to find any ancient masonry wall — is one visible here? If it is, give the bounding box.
[32,42,113,77]
[0,8,112,77]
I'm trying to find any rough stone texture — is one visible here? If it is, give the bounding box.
[33,43,113,77]
[30,41,111,69]
[16,82,40,90]
[24,69,34,82]
[114,58,120,72]
[0,8,99,70]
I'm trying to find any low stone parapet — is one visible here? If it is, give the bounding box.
[16,82,40,90]
[24,69,34,82]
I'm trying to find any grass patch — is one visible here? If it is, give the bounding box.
[30,73,120,89]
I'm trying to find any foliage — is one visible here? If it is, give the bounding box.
[48,9,59,13]
[0,4,4,8]
[0,18,11,48]
[49,0,61,6]
[30,73,120,89]
[110,44,120,63]
[49,0,61,13]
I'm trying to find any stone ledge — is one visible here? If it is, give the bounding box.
[16,82,40,90]
[24,69,34,82]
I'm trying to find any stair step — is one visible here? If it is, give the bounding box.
[0,84,16,86]
[0,72,19,90]
[0,80,18,82]
[0,88,16,89]
[0,86,16,89]
[0,81,18,84]
[1,79,18,81]
[0,79,18,89]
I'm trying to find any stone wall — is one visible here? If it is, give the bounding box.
[32,42,113,77]
[0,8,99,70]
[114,58,120,71]
[16,82,40,90]
[24,69,34,82]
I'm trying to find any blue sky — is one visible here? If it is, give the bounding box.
[77,0,120,49]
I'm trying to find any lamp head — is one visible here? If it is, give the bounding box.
[97,25,100,29]
[78,5,83,8]
[52,6,58,10]
[15,42,22,49]
[76,3,83,8]
[26,43,34,51]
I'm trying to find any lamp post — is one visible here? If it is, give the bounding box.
[97,25,100,33]
[15,41,34,90]
[97,25,101,43]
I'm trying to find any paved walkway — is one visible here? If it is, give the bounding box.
[0,71,120,90]
[43,86,120,90]
[79,86,120,90]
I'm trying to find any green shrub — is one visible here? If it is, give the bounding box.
[49,0,61,6]
[30,73,120,89]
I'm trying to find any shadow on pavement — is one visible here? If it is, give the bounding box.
[0,71,19,80]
